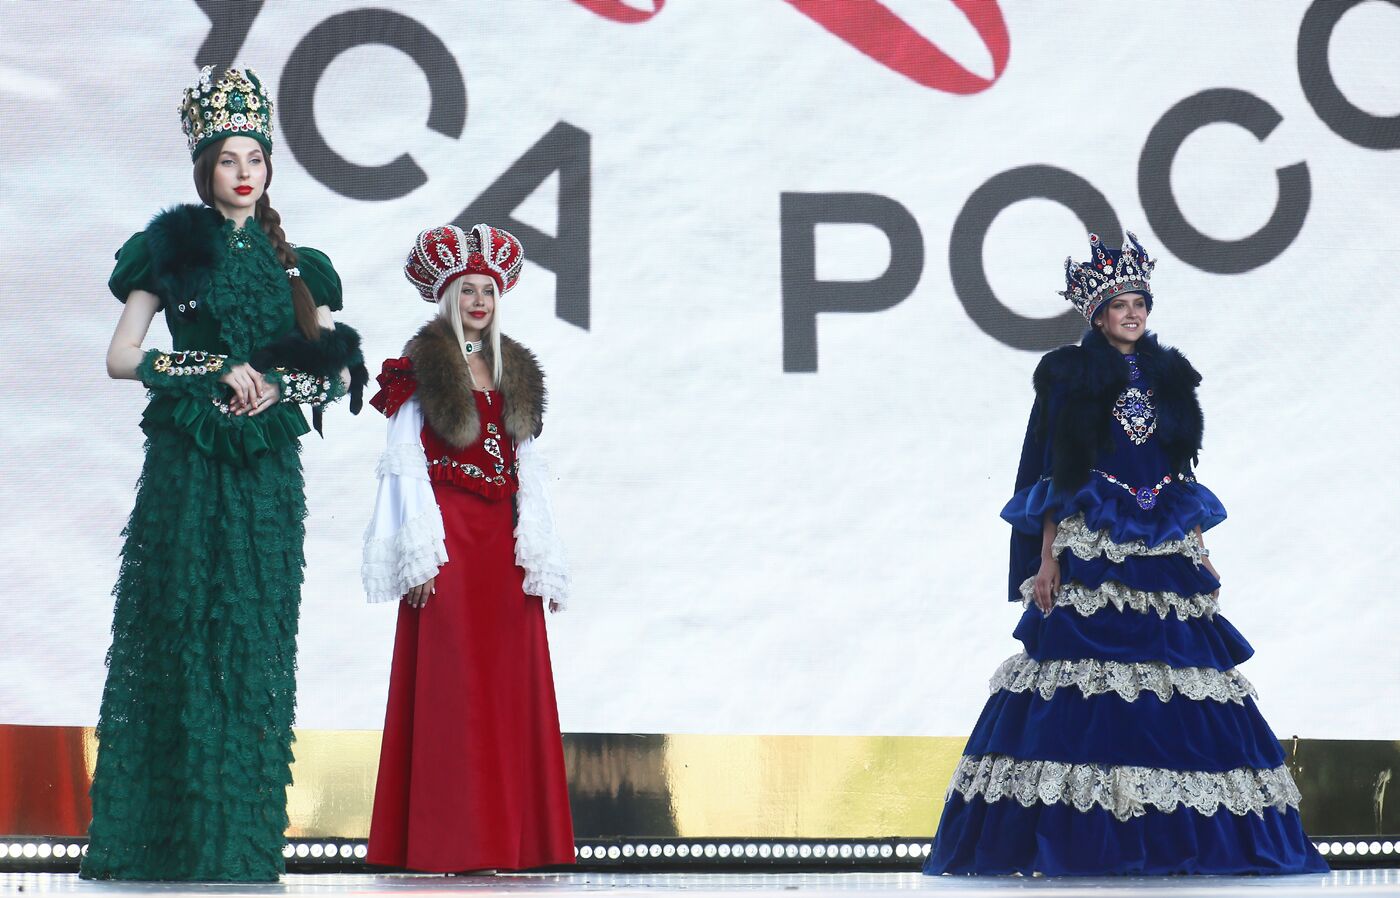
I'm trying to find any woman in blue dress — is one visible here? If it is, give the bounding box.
[924,232,1327,876]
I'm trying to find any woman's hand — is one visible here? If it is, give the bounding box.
[1032,555,1060,615]
[221,363,266,414]
[243,374,281,417]
[404,576,435,609]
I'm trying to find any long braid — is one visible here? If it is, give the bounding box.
[257,192,320,340]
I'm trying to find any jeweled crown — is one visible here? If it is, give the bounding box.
[179,65,273,160]
[404,224,525,303]
[1060,231,1155,322]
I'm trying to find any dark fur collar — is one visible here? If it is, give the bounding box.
[405,316,546,449]
[145,204,225,320]
[1033,328,1203,489]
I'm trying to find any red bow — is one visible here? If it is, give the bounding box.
[368,357,419,418]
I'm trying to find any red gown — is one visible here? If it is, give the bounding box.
[367,389,575,872]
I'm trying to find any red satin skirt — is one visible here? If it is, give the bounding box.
[366,483,575,872]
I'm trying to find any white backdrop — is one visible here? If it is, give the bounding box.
[2,1,1397,739]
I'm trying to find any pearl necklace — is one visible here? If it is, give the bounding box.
[463,339,484,354]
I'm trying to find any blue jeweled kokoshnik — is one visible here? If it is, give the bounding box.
[1060,232,1155,322]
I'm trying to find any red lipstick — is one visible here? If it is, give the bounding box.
[234,185,254,196]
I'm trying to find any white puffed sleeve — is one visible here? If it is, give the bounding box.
[361,396,448,603]
[514,436,573,611]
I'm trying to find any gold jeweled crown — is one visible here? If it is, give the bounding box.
[179,65,273,160]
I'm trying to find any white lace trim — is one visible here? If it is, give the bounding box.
[362,507,448,604]
[376,440,431,480]
[947,754,1302,821]
[1019,577,1219,621]
[990,653,1256,705]
[1054,512,1203,564]
[514,437,572,611]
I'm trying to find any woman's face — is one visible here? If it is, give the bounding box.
[457,274,497,338]
[210,136,267,216]
[1097,292,1149,348]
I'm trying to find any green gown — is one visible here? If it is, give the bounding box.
[81,213,344,882]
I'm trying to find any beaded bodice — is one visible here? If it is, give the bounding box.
[1094,353,1185,510]
[421,390,518,501]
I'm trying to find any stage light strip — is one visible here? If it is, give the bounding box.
[1317,840,1397,858]
[2,837,1398,870]
[572,840,934,862]
[0,842,85,860]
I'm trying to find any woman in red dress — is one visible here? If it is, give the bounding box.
[362,224,574,873]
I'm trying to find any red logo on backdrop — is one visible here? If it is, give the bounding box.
[570,0,1009,94]
[571,0,665,24]
[786,0,1009,94]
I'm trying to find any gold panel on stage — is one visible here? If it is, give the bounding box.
[286,731,968,838]
[1,725,1396,840]
[284,730,382,838]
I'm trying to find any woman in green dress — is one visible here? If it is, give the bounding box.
[80,65,367,882]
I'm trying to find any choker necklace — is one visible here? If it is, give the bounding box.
[464,339,484,355]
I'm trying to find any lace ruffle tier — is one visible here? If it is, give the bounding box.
[1055,512,1204,564]
[946,754,1302,822]
[990,653,1256,705]
[1019,576,1218,621]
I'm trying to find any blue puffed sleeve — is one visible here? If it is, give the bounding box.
[294,246,342,311]
[1005,397,1053,602]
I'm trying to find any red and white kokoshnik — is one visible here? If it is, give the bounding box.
[403,223,525,302]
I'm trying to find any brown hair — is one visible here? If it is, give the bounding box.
[193,136,320,340]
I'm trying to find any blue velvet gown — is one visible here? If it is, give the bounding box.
[924,353,1327,876]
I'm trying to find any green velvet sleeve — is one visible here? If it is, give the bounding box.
[294,246,342,311]
[109,232,159,304]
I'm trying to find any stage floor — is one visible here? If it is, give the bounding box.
[3,871,1398,897]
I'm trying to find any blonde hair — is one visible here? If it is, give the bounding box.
[438,278,503,386]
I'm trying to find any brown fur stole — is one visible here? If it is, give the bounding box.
[405,316,546,449]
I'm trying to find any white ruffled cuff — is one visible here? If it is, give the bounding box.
[362,506,448,604]
[514,437,572,611]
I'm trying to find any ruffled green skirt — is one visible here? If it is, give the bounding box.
[81,426,306,882]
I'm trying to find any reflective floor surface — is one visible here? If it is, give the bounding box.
[3,871,1399,897]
